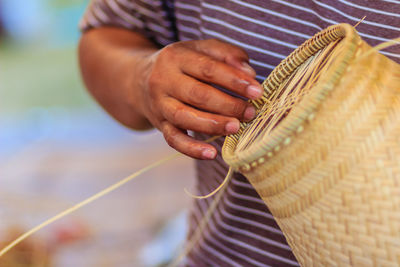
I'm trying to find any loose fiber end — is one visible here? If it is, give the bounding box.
[184,167,233,199]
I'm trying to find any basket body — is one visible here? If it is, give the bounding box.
[222,24,400,266]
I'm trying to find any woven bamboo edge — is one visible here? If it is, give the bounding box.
[222,23,360,171]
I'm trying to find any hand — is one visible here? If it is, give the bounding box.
[133,39,263,160]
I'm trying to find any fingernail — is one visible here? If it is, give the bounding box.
[246,84,263,99]
[241,62,256,77]
[225,120,240,134]
[244,106,256,121]
[202,148,216,159]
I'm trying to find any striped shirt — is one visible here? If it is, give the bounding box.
[80,1,400,266]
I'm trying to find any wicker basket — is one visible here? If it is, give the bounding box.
[222,23,400,266]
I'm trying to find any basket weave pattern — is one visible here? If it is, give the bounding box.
[222,24,400,266]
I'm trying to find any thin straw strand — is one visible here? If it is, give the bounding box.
[353,15,366,28]
[168,168,233,267]
[0,135,221,257]
[355,37,400,63]
[184,167,233,199]
[0,153,180,257]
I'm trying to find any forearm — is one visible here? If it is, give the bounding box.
[78,27,158,130]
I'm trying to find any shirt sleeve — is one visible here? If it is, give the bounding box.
[79,0,177,47]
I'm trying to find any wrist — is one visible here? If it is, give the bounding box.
[79,27,159,130]
[116,49,158,129]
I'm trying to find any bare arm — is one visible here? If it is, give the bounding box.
[79,27,156,130]
[79,27,263,159]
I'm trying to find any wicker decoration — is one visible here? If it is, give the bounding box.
[222,23,400,266]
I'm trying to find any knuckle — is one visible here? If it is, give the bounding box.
[199,39,223,55]
[189,83,210,105]
[161,43,175,56]
[159,43,180,62]
[164,133,176,148]
[162,124,177,148]
[170,106,184,125]
[199,58,216,79]
[208,38,223,45]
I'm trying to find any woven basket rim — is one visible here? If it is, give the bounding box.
[222,23,361,170]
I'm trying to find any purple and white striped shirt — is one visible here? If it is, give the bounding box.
[80,1,400,266]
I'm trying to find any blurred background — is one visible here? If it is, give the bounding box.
[0,0,194,266]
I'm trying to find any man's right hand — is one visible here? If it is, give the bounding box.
[134,39,263,159]
[80,28,263,160]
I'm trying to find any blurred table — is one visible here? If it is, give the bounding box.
[0,111,195,266]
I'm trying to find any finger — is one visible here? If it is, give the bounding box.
[160,121,217,160]
[179,49,263,100]
[191,39,256,77]
[170,75,256,121]
[160,97,240,136]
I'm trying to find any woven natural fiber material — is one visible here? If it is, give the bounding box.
[222,23,400,266]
